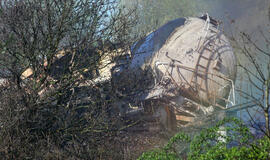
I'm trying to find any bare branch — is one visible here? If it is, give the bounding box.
[242,32,270,57]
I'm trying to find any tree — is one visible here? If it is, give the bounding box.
[0,0,138,159]
[231,29,270,137]
[122,0,202,37]
[0,0,136,88]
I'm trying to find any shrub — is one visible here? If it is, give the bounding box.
[138,118,270,160]
[0,0,138,159]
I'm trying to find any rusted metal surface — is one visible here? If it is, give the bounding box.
[115,15,236,108]
[111,15,237,129]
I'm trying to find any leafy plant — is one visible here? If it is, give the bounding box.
[138,118,270,160]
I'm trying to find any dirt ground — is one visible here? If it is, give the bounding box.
[115,119,171,159]
[112,105,225,160]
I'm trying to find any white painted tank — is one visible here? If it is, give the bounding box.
[125,15,237,107]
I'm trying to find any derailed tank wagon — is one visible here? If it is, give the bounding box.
[112,15,237,129]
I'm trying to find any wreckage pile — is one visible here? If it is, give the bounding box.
[0,15,237,130]
[111,15,237,129]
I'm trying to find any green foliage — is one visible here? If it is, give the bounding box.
[139,133,191,160]
[138,118,270,160]
[139,149,179,160]
[122,0,208,36]
[194,137,270,160]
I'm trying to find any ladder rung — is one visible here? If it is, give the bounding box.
[197,73,206,78]
[197,64,207,69]
[200,55,210,59]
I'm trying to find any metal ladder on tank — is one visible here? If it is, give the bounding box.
[189,40,214,99]
[172,39,217,127]
[173,16,222,127]
[189,13,219,98]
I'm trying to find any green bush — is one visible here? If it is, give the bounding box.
[138,118,270,160]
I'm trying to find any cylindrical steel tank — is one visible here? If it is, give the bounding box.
[114,16,237,107]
